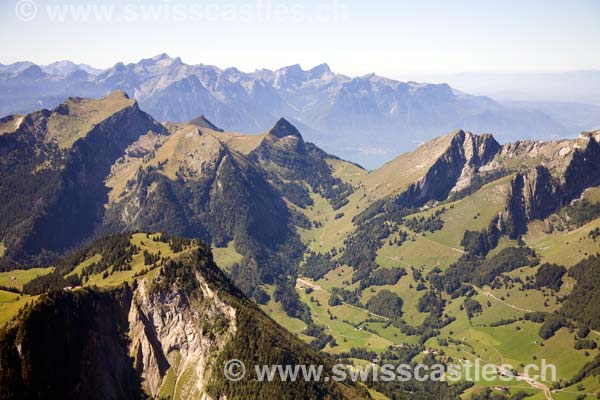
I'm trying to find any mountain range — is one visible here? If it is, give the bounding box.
[3,55,597,169]
[1,92,600,399]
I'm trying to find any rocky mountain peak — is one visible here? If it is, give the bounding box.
[0,61,35,75]
[273,64,310,88]
[578,130,600,145]
[18,64,45,79]
[42,60,79,76]
[268,117,303,139]
[110,89,131,99]
[189,115,224,132]
[278,63,303,74]
[112,62,126,71]
[307,63,333,79]
[38,60,101,77]
[152,53,171,61]
[447,129,500,164]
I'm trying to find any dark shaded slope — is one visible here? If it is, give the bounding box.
[0,93,165,265]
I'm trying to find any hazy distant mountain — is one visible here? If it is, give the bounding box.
[420,70,600,105]
[0,54,586,168]
[504,100,600,134]
[41,60,103,76]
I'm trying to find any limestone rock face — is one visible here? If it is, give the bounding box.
[128,270,236,399]
[398,130,501,206]
[499,131,600,235]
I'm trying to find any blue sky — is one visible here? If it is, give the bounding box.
[1,0,599,78]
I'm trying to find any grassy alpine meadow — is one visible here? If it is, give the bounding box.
[0,268,54,326]
[82,232,182,288]
[0,267,55,290]
[525,218,600,267]
[0,290,38,326]
[259,284,307,335]
[210,241,243,271]
[297,286,397,354]
[376,234,462,271]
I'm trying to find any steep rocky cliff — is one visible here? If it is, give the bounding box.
[500,131,600,235]
[0,238,364,400]
[387,129,600,238]
[396,130,501,207]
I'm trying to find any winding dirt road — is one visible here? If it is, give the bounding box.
[296,277,390,320]
[475,287,534,313]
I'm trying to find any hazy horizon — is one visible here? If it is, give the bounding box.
[3,54,600,77]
